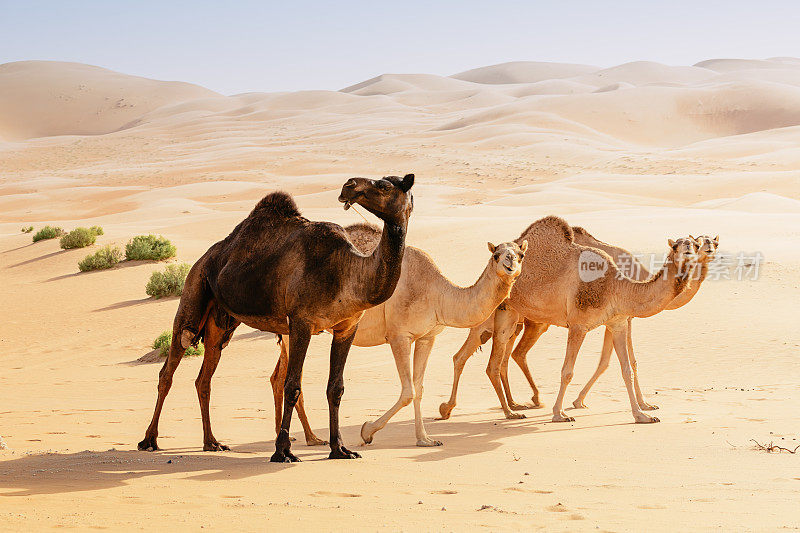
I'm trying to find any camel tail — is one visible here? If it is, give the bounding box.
[174,261,215,349]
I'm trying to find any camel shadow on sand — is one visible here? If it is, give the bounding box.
[0,409,633,497]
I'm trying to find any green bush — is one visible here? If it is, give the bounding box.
[125,235,176,261]
[152,330,203,357]
[146,263,191,298]
[32,226,64,242]
[78,245,123,272]
[21,226,33,233]
[60,227,103,249]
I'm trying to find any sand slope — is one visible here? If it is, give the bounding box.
[0,61,218,141]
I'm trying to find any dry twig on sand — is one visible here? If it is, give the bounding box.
[750,439,800,454]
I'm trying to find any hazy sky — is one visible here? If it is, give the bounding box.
[3,1,800,94]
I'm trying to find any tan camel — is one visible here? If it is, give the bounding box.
[437,228,712,420]
[138,175,415,462]
[272,223,526,447]
[437,216,699,424]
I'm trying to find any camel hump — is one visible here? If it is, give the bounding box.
[518,215,574,243]
[250,191,301,219]
[345,222,381,254]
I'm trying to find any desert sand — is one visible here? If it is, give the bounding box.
[1,59,799,531]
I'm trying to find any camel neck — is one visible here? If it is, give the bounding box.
[665,260,708,310]
[437,262,513,328]
[615,254,691,318]
[357,220,407,306]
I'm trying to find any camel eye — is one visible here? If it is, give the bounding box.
[378,180,391,190]
[493,253,500,261]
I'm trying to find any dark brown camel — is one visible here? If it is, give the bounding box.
[137,174,415,462]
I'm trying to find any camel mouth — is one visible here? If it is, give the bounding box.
[338,191,361,210]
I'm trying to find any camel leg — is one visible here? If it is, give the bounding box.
[500,322,525,409]
[437,321,491,420]
[327,323,360,459]
[361,335,414,445]
[486,307,524,420]
[269,344,289,439]
[610,322,659,424]
[196,317,234,451]
[627,318,658,411]
[573,327,613,409]
[411,336,441,447]
[137,331,185,451]
[510,321,549,409]
[270,319,311,463]
[551,326,588,422]
[270,338,327,445]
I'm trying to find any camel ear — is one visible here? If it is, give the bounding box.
[487,242,497,254]
[668,238,677,250]
[713,235,719,245]
[689,234,695,240]
[398,173,414,192]
[520,240,528,254]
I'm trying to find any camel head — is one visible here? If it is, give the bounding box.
[338,174,414,226]
[667,237,700,276]
[488,240,526,280]
[691,234,719,263]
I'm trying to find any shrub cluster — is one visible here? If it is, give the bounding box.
[78,245,123,272]
[32,226,64,242]
[59,226,104,249]
[21,226,33,234]
[145,263,191,298]
[125,235,176,261]
[152,330,203,357]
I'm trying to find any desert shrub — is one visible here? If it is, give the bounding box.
[32,225,64,242]
[153,330,203,357]
[60,227,102,249]
[125,234,176,261]
[21,226,33,233]
[78,245,123,271]
[145,263,191,298]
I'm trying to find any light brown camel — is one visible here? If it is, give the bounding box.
[436,216,699,424]
[438,232,717,420]
[271,223,526,447]
[137,174,415,462]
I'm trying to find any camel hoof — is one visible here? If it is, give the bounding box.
[572,399,588,409]
[289,435,297,442]
[137,437,159,451]
[505,412,526,420]
[203,442,230,452]
[417,438,443,447]
[531,398,545,409]
[360,422,374,445]
[509,402,531,411]
[270,450,301,463]
[635,415,660,424]
[329,446,361,459]
[437,402,453,420]
[552,413,575,423]
[305,437,328,446]
[640,403,659,411]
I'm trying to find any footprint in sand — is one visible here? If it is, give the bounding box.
[504,487,553,494]
[430,490,458,495]
[547,503,568,512]
[312,491,362,498]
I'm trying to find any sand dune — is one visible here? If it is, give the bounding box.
[452,60,598,84]
[1,58,799,531]
[0,61,218,141]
